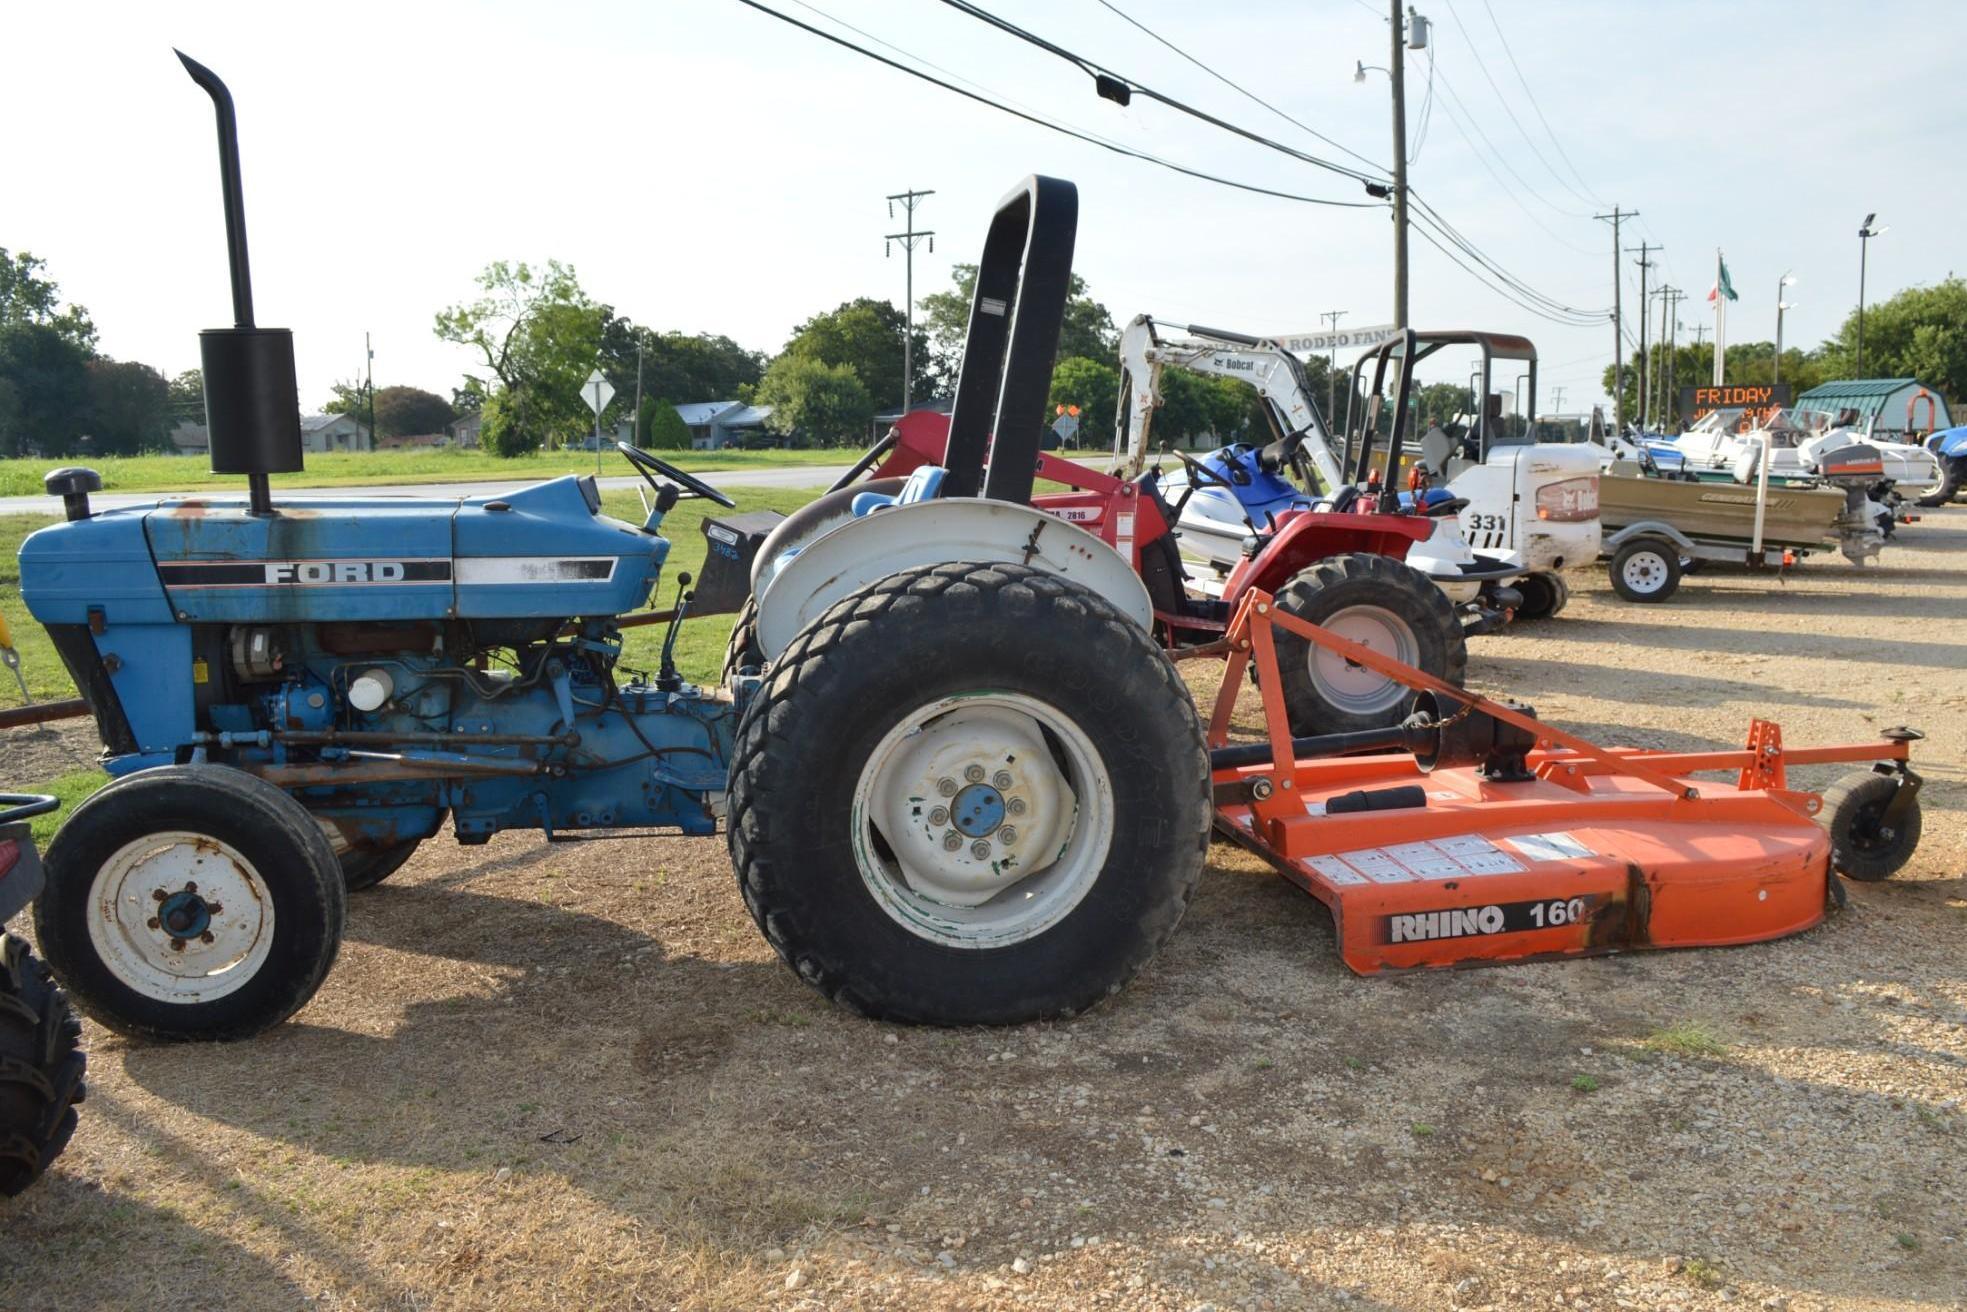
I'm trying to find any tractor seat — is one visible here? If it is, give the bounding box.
[852,465,947,517]
[1312,485,1364,515]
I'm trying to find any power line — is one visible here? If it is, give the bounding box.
[1440,0,1597,212]
[1475,0,1602,207]
[729,0,1383,208]
[1429,62,1591,220]
[1407,193,1608,322]
[932,0,1384,186]
[1089,0,1387,175]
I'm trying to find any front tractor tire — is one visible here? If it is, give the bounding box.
[1269,553,1469,738]
[728,561,1211,1025]
[0,934,85,1195]
[35,767,346,1042]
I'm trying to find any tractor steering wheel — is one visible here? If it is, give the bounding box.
[1166,445,1235,492]
[617,441,736,509]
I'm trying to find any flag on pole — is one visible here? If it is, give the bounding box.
[1707,254,1738,303]
[1710,250,1734,385]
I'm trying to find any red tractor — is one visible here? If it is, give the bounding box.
[725,411,1497,736]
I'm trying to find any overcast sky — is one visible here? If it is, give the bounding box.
[7,0,1960,416]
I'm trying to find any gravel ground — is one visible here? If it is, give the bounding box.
[3,509,1963,1312]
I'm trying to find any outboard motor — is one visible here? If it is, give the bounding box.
[178,51,304,515]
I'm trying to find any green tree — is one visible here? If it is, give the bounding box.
[85,358,171,454]
[1820,277,1967,401]
[757,356,873,447]
[435,259,604,454]
[371,385,455,438]
[1048,356,1120,449]
[920,264,1117,394]
[0,249,96,349]
[778,298,926,413]
[597,320,766,440]
[645,398,691,450]
[166,368,204,424]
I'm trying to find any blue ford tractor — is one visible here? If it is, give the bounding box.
[15,56,1208,1042]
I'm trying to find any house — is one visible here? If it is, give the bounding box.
[448,412,484,448]
[1792,379,1952,441]
[299,413,372,453]
[168,420,209,456]
[676,401,775,450]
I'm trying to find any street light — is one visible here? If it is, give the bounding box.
[1775,272,1798,386]
[1857,214,1887,376]
[1354,59,1387,83]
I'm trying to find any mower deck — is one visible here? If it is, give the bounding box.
[1209,591,1917,974]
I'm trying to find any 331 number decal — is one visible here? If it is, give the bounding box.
[1466,512,1507,533]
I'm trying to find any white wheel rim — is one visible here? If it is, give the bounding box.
[851,692,1114,949]
[1622,551,1669,593]
[86,832,276,1004]
[1306,605,1419,716]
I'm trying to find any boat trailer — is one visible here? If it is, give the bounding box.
[1207,591,1923,973]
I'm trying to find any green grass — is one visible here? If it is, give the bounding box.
[4,485,829,792]
[1570,1074,1599,1094]
[27,769,109,845]
[0,446,848,498]
[1643,1021,1729,1059]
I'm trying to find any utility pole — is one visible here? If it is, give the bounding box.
[1857,214,1884,376]
[1389,0,1411,330]
[633,337,644,445]
[1666,298,1683,430]
[365,331,375,452]
[1629,242,1658,429]
[1594,207,1633,431]
[886,189,935,415]
[1320,309,1349,427]
[1652,284,1673,424]
[1552,385,1567,412]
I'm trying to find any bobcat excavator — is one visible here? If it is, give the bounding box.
[1115,317,1602,620]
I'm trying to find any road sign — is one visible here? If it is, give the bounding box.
[581,369,616,416]
[1276,324,1399,356]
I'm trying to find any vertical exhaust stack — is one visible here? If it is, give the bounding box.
[177,51,303,517]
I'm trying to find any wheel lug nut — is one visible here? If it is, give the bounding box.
[147,917,161,930]
[152,889,167,902]
[942,831,963,852]
[1000,826,1018,845]
[928,806,949,826]
[184,881,198,893]
[199,931,215,945]
[937,778,958,797]
[970,840,991,859]
[169,938,187,952]
[964,764,986,783]
[1007,797,1027,816]
[993,770,1013,789]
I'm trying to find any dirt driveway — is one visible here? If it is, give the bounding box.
[5,511,1964,1312]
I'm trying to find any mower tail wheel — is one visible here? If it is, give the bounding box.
[1609,540,1682,603]
[1512,571,1568,621]
[35,766,345,1042]
[728,561,1210,1025]
[1819,769,1921,882]
[1268,553,1468,738]
[0,933,85,1195]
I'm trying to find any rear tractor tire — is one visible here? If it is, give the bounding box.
[35,766,346,1042]
[1609,539,1682,603]
[1820,769,1921,882]
[728,561,1211,1025]
[1269,553,1469,738]
[0,933,85,1195]
[1914,458,1961,509]
[338,839,423,892]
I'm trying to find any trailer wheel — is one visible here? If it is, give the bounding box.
[728,561,1209,1025]
[339,840,422,892]
[1609,540,1681,603]
[1820,770,1921,882]
[1914,458,1961,508]
[0,934,85,1195]
[35,767,345,1042]
[1514,571,1568,621]
[1269,553,1467,737]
